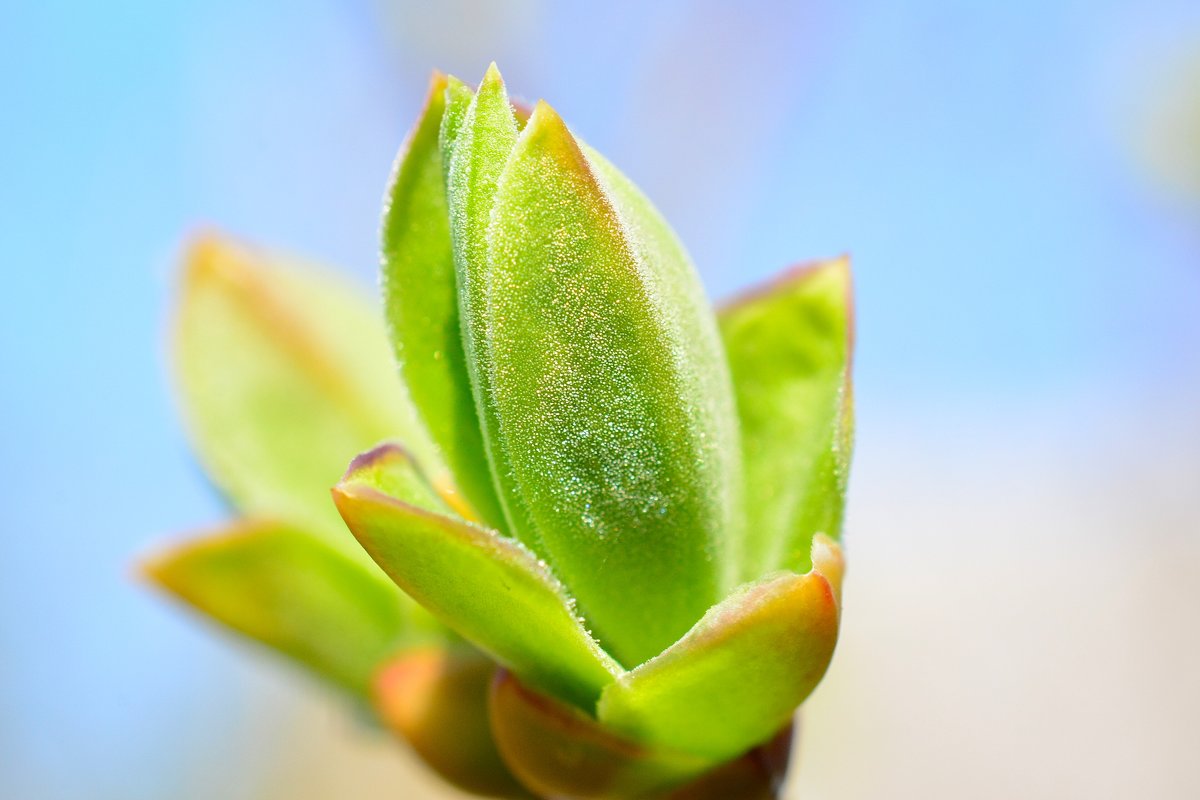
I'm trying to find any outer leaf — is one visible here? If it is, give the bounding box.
[660,726,792,800]
[332,444,621,709]
[489,670,710,799]
[175,234,443,558]
[597,537,844,763]
[719,259,854,579]
[375,647,529,798]
[477,98,736,667]
[489,671,793,800]
[382,74,506,528]
[142,521,425,696]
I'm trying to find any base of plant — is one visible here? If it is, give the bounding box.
[489,670,794,800]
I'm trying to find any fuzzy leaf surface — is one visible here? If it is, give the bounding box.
[582,143,742,589]
[333,444,621,708]
[477,99,735,667]
[383,74,506,528]
[443,65,523,537]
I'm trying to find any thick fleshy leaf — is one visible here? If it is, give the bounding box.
[489,670,710,799]
[332,443,621,709]
[174,234,443,558]
[719,258,854,579]
[382,74,506,528]
[490,671,793,800]
[581,142,743,591]
[443,64,524,538]
[471,95,738,667]
[439,75,475,179]
[375,647,529,798]
[661,726,792,800]
[142,521,428,696]
[597,537,843,763]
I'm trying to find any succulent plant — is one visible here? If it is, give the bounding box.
[143,64,853,800]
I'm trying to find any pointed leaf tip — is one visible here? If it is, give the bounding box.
[518,100,580,158]
[482,61,504,88]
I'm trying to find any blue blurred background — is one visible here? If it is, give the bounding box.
[3,1,1198,798]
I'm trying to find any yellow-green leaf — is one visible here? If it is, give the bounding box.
[333,444,621,709]
[597,537,843,763]
[142,521,429,696]
[476,98,737,667]
[383,75,507,529]
[174,234,444,559]
[443,65,523,538]
[719,259,854,578]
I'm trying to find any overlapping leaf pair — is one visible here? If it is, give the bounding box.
[144,64,853,799]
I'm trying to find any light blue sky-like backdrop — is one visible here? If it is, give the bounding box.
[2,2,1198,798]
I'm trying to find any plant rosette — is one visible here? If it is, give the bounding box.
[143,65,854,800]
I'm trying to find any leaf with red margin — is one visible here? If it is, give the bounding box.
[333,443,622,709]
[597,537,844,763]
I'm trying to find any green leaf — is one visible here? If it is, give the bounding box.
[443,64,524,539]
[473,97,737,667]
[439,75,475,179]
[174,234,444,559]
[582,142,743,590]
[382,74,507,529]
[142,521,428,696]
[718,259,854,579]
[597,537,843,763]
[333,443,622,709]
